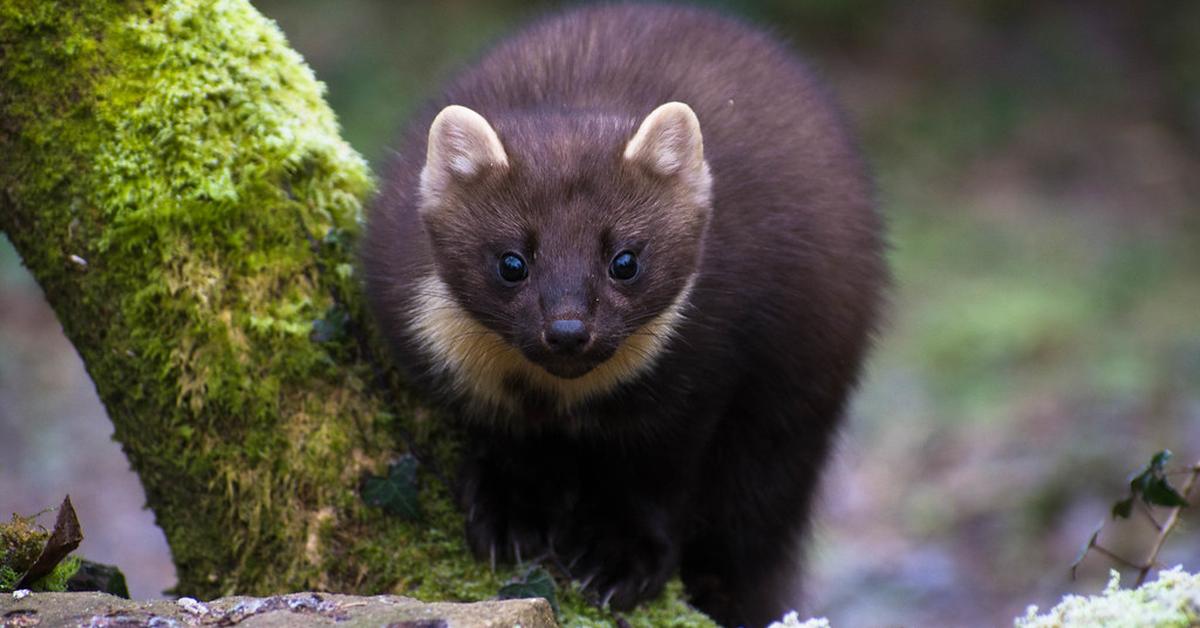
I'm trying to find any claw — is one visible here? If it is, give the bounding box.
[601,586,617,608]
[489,543,497,573]
[578,571,597,591]
[513,539,523,564]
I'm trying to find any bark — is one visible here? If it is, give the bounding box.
[0,0,709,624]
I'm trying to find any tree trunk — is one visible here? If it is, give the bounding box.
[0,0,708,624]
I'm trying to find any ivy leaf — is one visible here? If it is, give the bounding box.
[1143,477,1189,508]
[1070,520,1104,579]
[1123,450,1190,510]
[322,227,350,251]
[1149,450,1172,470]
[1129,450,1169,494]
[361,456,421,520]
[498,567,558,616]
[1111,496,1134,520]
[310,304,350,344]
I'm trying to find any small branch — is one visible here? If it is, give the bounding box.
[1165,465,1200,477]
[1135,462,1200,587]
[1089,543,1142,570]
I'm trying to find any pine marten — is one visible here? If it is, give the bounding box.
[362,4,886,625]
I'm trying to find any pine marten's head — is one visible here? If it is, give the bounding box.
[408,102,712,414]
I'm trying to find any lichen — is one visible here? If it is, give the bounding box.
[1016,567,1200,627]
[0,0,709,622]
[767,611,831,628]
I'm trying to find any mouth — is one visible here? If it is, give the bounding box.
[531,354,602,379]
[523,346,616,380]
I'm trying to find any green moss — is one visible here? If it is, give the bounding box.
[558,580,718,628]
[0,0,709,622]
[1017,568,1200,627]
[28,556,82,593]
[0,513,81,593]
[1,513,47,591]
[3,0,381,597]
[0,565,18,591]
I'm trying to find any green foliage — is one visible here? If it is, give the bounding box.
[559,579,718,628]
[0,510,82,593]
[311,303,352,344]
[498,567,558,617]
[0,513,47,592]
[361,456,422,520]
[28,556,82,593]
[1112,450,1191,519]
[0,565,18,591]
[1017,567,1200,628]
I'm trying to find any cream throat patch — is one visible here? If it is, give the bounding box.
[403,273,694,414]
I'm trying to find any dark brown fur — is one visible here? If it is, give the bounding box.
[362,4,886,625]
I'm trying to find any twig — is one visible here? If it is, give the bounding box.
[1135,462,1200,587]
[1089,543,1142,570]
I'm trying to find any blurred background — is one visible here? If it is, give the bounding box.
[2,1,1198,625]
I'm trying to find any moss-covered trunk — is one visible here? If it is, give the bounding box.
[0,0,417,598]
[0,0,707,624]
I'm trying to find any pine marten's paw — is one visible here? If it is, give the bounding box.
[559,500,678,610]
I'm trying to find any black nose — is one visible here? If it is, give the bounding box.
[544,319,590,354]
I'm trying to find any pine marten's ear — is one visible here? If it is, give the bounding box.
[625,102,712,212]
[419,105,508,208]
[624,102,706,178]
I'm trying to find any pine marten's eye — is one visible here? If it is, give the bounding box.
[498,252,529,283]
[609,250,639,281]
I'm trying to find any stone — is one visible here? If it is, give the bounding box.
[0,591,558,627]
